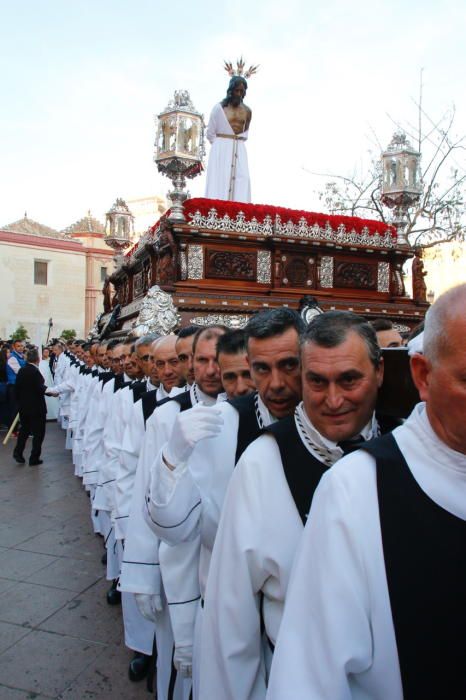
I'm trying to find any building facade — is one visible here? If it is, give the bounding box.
[422,240,466,301]
[0,213,114,343]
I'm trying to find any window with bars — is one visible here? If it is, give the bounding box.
[100,266,108,282]
[34,260,48,285]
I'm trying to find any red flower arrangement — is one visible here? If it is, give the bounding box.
[125,197,396,257]
[184,198,396,238]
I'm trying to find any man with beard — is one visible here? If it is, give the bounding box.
[201,312,389,700]
[145,310,304,697]
[205,75,252,202]
[267,286,466,700]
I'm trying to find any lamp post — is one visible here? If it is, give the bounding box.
[381,131,422,247]
[154,90,205,223]
[104,198,134,267]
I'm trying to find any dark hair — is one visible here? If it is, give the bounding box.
[221,76,248,107]
[371,318,394,332]
[82,342,92,352]
[107,339,121,351]
[135,333,160,348]
[177,325,201,339]
[245,308,305,344]
[302,311,381,368]
[192,325,228,355]
[216,329,247,359]
[26,348,40,363]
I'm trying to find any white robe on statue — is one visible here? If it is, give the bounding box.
[266,403,466,700]
[205,103,251,202]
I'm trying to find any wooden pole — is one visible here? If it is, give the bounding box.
[2,413,19,446]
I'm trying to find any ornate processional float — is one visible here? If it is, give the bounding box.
[96,86,428,339]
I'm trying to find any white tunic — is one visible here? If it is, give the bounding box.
[266,403,466,700]
[81,378,115,486]
[53,352,72,425]
[205,103,251,202]
[119,384,188,595]
[199,432,304,700]
[39,359,58,419]
[146,396,271,596]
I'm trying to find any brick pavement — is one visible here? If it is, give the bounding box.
[0,421,150,699]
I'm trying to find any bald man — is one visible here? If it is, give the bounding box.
[119,334,189,700]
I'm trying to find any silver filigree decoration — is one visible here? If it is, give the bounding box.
[131,285,181,336]
[187,244,204,279]
[87,313,103,340]
[257,250,271,284]
[377,262,390,292]
[179,245,188,280]
[393,323,411,333]
[320,256,334,288]
[189,314,249,328]
[188,208,395,249]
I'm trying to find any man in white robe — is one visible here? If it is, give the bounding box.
[120,331,213,700]
[205,76,252,202]
[201,311,390,700]
[145,310,305,697]
[52,340,72,428]
[267,284,466,700]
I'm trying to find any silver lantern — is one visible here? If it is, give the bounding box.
[154,90,205,223]
[105,198,134,266]
[381,131,422,247]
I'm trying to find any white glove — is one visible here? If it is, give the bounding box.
[174,645,193,678]
[134,593,163,621]
[163,404,223,468]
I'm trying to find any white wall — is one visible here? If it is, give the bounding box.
[0,240,87,343]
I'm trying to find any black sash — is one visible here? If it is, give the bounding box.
[170,391,193,412]
[113,374,128,392]
[265,416,329,525]
[362,433,466,699]
[100,372,114,386]
[228,393,262,464]
[141,389,160,425]
[142,388,192,426]
[131,381,148,403]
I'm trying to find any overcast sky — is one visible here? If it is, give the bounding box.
[1,0,465,230]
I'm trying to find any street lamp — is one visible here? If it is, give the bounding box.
[154,90,205,223]
[381,131,422,247]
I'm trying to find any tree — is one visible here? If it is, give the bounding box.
[61,329,77,342]
[10,324,30,342]
[312,106,466,250]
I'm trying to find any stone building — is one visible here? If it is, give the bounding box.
[422,241,466,301]
[0,213,114,343]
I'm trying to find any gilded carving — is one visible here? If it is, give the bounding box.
[206,250,256,280]
[335,262,377,289]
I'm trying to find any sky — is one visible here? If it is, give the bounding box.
[1,0,465,231]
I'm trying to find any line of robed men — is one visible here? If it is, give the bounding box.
[50,290,466,700]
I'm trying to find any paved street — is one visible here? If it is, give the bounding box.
[0,422,148,699]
